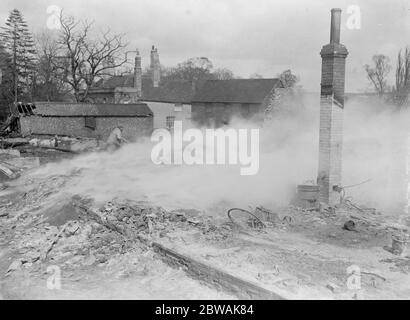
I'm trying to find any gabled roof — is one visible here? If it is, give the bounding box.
[92,75,195,104]
[141,78,194,103]
[29,102,153,117]
[94,75,134,88]
[192,79,282,104]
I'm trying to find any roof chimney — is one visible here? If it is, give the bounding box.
[150,45,160,87]
[330,8,342,44]
[134,49,142,97]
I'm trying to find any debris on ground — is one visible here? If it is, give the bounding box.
[326,282,341,294]
[343,220,357,232]
[390,233,409,256]
[0,153,410,299]
[380,256,410,274]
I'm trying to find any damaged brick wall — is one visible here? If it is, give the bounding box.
[19,116,153,141]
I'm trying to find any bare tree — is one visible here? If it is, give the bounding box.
[365,54,391,97]
[79,29,128,99]
[394,47,410,106]
[57,13,90,101]
[57,12,128,101]
[33,32,71,101]
[163,57,213,83]
[212,68,234,80]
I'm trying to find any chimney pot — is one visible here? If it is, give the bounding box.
[150,45,160,87]
[134,50,142,97]
[330,8,342,44]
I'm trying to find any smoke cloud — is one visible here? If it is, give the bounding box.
[10,94,409,217]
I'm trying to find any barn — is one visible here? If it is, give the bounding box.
[16,102,153,141]
[191,78,283,127]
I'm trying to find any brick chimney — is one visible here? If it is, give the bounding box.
[134,49,142,97]
[150,45,160,87]
[317,8,349,205]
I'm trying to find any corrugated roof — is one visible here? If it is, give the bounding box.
[31,102,153,117]
[192,79,282,103]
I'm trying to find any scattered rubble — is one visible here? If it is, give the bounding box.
[1,162,409,299]
[343,220,357,232]
[391,233,409,256]
[326,282,341,294]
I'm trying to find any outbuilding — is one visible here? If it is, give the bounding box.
[16,102,153,141]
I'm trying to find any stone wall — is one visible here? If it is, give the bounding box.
[20,116,153,141]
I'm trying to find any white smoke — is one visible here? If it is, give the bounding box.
[11,94,410,217]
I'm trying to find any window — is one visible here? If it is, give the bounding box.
[241,103,251,117]
[166,116,176,130]
[84,116,96,130]
[174,104,183,112]
[16,103,35,116]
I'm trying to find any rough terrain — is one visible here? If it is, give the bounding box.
[0,142,409,300]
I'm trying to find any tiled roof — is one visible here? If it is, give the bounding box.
[95,75,135,88]
[192,79,282,103]
[141,78,194,103]
[31,102,153,117]
[93,75,195,103]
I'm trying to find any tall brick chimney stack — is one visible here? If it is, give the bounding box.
[150,45,161,87]
[134,49,142,97]
[317,8,349,205]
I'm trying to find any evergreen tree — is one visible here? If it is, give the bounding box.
[0,44,14,118]
[0,9,36,102]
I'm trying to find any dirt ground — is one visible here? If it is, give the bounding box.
[0,196,234,300]
[0,149,409,300]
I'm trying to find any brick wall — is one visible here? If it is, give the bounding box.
[86,88,139,104]
[20,116,153,141]
[318,43,348,205]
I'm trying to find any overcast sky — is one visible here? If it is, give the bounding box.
[2,0,410,92]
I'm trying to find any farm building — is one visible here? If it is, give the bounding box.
[16,102,153,141]
[191,78,283,127]
[85,46,194,130]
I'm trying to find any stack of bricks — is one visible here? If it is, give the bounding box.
[318,8,349,205]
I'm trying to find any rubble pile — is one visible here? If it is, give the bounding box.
[1,163,409,299]
[75,198,234,243]
[0,188,235,281]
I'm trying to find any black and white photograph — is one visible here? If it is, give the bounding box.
[0,0,409,305]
